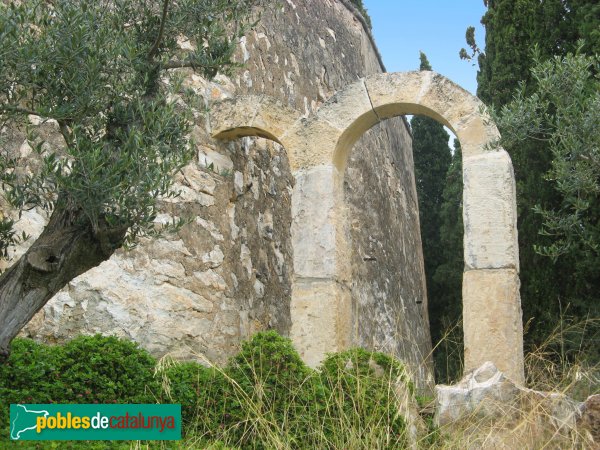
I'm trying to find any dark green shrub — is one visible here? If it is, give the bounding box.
[153,332,318,448]
[0,332,416,449]
[223,331,316,448]
[162,362,211,419]
[0,339,64,443]
[59,334,159,404]
[161,361,232,437]
[227,331,312,395]
[321,347,414,393]
[162,333,414,449]
[318,348,411,449]
[0,338,64,404]
[0,335,158,446]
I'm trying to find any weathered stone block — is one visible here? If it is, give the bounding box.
[435,362,522,426]
[462,269,524,384]
[463,151,519,271]
[289,279,352,368]
[454,113,500,158]
[435,361,583,447]
[291,165,339,278]
[578,394,600,445]
[209,95,259,136]
[197,145,234,172]
[250,96,303,140]
[363,71,500,158]
[210,95,301,144]
[282,117,342,169]
[364,72,450,127]
[316,79,378,146]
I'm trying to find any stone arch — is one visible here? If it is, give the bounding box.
[309,71,522,383]
[211,95,303,150]
[211,71,524,385]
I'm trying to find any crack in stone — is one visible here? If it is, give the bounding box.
[362,78,381,123]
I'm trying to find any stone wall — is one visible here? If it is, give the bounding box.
[3,0,432,383]
[346,122,432,386]
[5,115,295,364]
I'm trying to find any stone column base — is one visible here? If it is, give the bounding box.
[463,268,524,385]
[290,279,352,368]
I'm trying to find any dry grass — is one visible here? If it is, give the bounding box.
[425,315,600,449]
[130,316,599,449]
[525,315,600,399]
[145,348,414,449]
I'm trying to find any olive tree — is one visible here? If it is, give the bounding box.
[495,48,600,261]
[0,0,259,358]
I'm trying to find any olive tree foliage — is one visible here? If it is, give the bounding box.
[495,48,600,261]
[0,0,260,358]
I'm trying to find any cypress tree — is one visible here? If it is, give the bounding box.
[410,52,453,374]
[433,140,464,383]
[473,0,600,354]
[476,0,539,107]
[476,0,562,348]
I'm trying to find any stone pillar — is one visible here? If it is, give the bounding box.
[462,151,524,384]
[289,164,352,367]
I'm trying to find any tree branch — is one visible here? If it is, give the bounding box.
[0,105,75,149]
[163,57,228,73]
[162,58,196,70]
[0,105,44,117]
[57,119,74,148]
[147,0,171,61]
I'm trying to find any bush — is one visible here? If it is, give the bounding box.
[223,331,318,448]
[317,348,411,449]
[227,331,312,391]
[0,335,159,445]
[58,334,159,404]
[159,361,231,438]
[0,338,64,404]
[0,334,159,406]
[187,333,413,449]
[0,332,416,449]
[154,332,319,447]
[0,339,64,444]
[159,332,414,449]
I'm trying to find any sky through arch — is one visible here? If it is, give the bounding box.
[364,1,487,149]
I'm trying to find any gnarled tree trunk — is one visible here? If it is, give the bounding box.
[0,205,126,360]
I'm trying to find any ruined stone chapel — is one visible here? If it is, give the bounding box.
[6,0,522,389]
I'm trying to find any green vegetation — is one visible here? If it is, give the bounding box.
[430,140,464,383]
[494,48,600,365]
[347,0,372,30]
[2,330,598,448]
[408,0,600,383]
[496,50,600,263]
[0,0,261,358]
[178,337,416,449]
[0,335,159,449]
[0,335,159,406]
[470,0,600,359]
[1,332,414,449]
[409,53,457,382]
